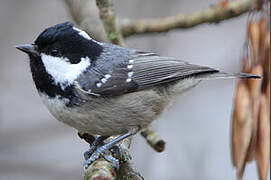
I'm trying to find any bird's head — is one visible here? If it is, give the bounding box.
[16,22,103,89]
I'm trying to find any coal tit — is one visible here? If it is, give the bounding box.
[16,22,260,169]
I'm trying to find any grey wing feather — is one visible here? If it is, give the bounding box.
[75,47,218,97]
[131,54,218,89]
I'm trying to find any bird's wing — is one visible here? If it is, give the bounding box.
[74,50,218,97]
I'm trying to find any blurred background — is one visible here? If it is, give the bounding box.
[0,0,267,179]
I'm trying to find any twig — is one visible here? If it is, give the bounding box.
[96,0,124,45]
[95,0,166,153]
[63,0,108,42]
[117,161,144,180]
[120,0,258,37]
[96,0,167,151]
[141,126,166,152]
[78,133,116,180]
[83,135,143,180]
[83,1,143,179]
[70,0,165,178]
[116,138,144,180]
[84,159,117,180]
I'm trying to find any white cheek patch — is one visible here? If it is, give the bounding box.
[41,53,91,89]
[72,27,92,40]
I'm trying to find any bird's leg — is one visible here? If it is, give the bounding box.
[84,135,109,160]
[78,132,96,144]
[83,128,139,170]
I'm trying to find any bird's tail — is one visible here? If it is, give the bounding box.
[196,71,261,81]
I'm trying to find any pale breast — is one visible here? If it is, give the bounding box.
[38,89,170,136]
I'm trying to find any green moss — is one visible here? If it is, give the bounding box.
[108,32,117,41]
[121,175,134,180]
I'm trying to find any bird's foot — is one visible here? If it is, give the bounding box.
[83,128,139,171]
[83,145,97,160]
[83,135,108,160]
[103,152,120,170]
[83,145,120,170]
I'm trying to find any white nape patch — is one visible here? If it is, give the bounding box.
[128,71,134,77]
[41,54,91,89]
[72,27,92,40]
[129,60,134,64]
[126,78,132,83]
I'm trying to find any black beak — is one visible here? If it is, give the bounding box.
[16,44,39,56]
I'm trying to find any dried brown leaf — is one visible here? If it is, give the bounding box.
[260,32,270,93]
[266,82,270,113]
[248,21,260,64]
[242,57,251,73]
[231,82,253,179]
[259,17,268,53]
[265,33,270,83]
[248,65,263,98]
[246,65,263,162]
[256,95,270,180]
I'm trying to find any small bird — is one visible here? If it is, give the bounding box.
[16,22,259,169]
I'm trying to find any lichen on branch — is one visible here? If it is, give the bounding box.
[96,0,124,45]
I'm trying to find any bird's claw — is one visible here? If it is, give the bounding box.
[83,145,96,160]
[83,150,102,170]
[83,146,120,171]
[82,129,138,171]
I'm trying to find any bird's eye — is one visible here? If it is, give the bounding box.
[51,49,59,56]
